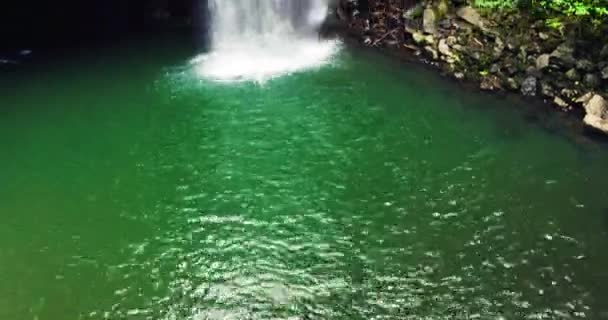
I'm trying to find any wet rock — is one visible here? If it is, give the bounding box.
[576,92,594,105]
[561,88,579,100]
[583,95,608,133]
[412,32,435,46]
[550,42,576,68]
[583,73,600,88]
[536,54,550,70]
[494,37,505,58]
[540,81,555,97]
[423,8,437,34]
[601,66,608,80]
[585,94,608,118]
[554,96,569,109]
[404,4,424,20]
[601,44,608,58]
[424,46,439,60]
[526,66,542,78]
[565,68,581,81]
[456,6,485,29]
[480,75,503,91]
[438,39,453,58]
[583,114,608,134]
[438,19,452,30]
[576,59,594,72]
[521,76,538,96]
[507,77,519,90]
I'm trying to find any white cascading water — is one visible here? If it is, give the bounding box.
[191,0,339,82]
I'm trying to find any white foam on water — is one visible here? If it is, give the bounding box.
[191,0,339,83]
[191,38,339,83]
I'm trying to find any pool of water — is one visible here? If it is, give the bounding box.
[1,37,608,320]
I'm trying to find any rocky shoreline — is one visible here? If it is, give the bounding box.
[335,0,608,134]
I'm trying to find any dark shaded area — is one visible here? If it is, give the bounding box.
[0,0,205,53]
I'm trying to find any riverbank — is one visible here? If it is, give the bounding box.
[336,0,608,134]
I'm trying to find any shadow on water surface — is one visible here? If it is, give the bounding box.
[344,40,608,155]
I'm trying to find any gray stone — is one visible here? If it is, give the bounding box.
[538,32,550,40]
[565,68,581,81]
[423,8,437,34]
[521,76,538,96]
[490,64,501,74]
[536,54,550,70]
[576,59,594,72]
[456,6,485,29]
[583,73,600,88]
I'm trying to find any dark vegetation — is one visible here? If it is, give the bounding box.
[0,0,196,51]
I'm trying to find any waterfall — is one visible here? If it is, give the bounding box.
[191,0,339,82]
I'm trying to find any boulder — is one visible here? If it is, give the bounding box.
[601,66,608,80]
[412,32,435,46]
[583,74,600,88]
[550,43,576,68]
[554,96,569,109]
[456,6,485,29]
[438,39,453,58]
[507,77,519,90]
[403,4,424,20]
[423,8,437,34]
[601,44,608,58]
[521,76,538,96]
[480,75,503,91]
[576,59,595,72]
[583,95,608,133]
[536,54,550,70]
[584,94,608,118]
[576,92,594,105]
[493,37,505,58]
[583,114,608,134]
[446,36,458,46]
[424,46,439,60]
[565,68,581,81]
[540,81,555,97]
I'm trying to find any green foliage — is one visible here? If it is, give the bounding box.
[537,0,608,18]
[474,0,518,9]
[474,0,608,26]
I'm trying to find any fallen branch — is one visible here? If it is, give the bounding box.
[373,28,400,46]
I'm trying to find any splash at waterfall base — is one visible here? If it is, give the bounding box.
[191,0,340,83]
[191,38,339,82]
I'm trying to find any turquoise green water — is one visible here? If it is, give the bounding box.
[2,39,608,320]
